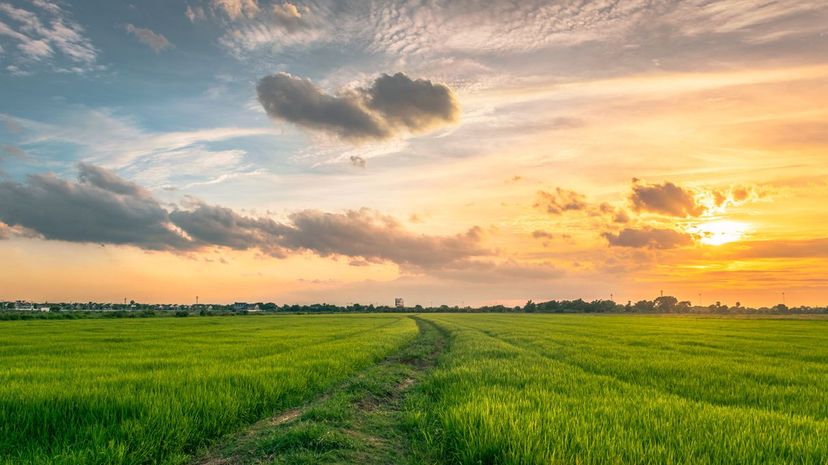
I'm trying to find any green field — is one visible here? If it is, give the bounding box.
[1,314,827,464]
[411,314,828,464]
[0,315,417,464]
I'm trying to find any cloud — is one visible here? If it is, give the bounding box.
[211,0,259,19]
[535,188,588,215]
[172,205,487,268]
[2,145,27,159]
[603,227,694,249]
[364,73,460,133]
[77,162,150,198]
[349,155,366,168]
[0,1,97,72]
[169,202,288,257]
[531,230,572,246]
[277,209,486,269]
[0,164,488,269]
[15,107,270,186]
[613,209,630,223]
[185,5,206,22]
[256,72,459,142]
[125,24,172,52]
[0,167,189,250]
[271,2,306,31]
[257,73,388,140]
[630,181,705,217]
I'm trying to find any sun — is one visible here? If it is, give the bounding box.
[691,220,749,246]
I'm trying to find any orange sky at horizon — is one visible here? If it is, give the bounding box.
[1,1,827,307]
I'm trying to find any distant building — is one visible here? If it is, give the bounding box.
[395,298,404,309]
[249,304,261,312]
[14,301,34,311]
[233,302,248,311]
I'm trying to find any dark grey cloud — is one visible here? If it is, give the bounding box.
[0,164,486,269]
[0,167,188,250]
[256,72,459,141]
[535,188,588,215]
[364,73,459,131]
[173,206,487,268]
[125,24,172,52]
[630,181,705,217]
[603,227,694,249]
[169,202,288,257]
[77,162,149,198]
[277,209,485,269]
[257,73,388,140]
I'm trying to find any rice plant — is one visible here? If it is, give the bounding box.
[411,314,828,464]
[0,315,417,465]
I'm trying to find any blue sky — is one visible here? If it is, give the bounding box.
[1,0,828,305]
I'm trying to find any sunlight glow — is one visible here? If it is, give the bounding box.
[691,220,750,246]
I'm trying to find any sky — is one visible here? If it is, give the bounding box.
[1,0,827,307]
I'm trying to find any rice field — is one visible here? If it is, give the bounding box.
[2,313,827,464]
[411,314,828,464]
[0,315,417,465]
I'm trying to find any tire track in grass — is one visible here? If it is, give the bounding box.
[191,317,448,465]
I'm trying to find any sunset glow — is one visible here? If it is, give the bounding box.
[692,221,750,246]
[1,0,827,307]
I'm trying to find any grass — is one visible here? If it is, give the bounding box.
[197,317,447,465]
[2,313,827,464]
[0,315,417,465]
[410,314,828,464]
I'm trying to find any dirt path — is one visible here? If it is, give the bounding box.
[192,317,447,465]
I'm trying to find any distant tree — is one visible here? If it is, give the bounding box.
[524,300,537,313]
[654,296,679,312]
[633,300,655,312]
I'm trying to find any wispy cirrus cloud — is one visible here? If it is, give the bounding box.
[0,0,97,73]
[204,1,828,71]
[10,108,272,188]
